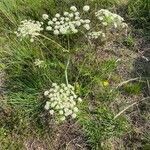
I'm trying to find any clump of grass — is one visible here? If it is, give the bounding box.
[0,91,54,149]
[1,36,68,91]
[127,0,150,31]
[142,132,150,150]
[79,107,129,150]
[123,82,142,95]
[122,34,135,49]
[90,0,120,8]
[0,127,24,150]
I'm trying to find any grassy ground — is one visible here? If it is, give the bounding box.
[0,0,150,149]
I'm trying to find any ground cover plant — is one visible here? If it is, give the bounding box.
[0,0,150,150]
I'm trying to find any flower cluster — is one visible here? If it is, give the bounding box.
[43,5,91,35]
[88,31,106,39]
[95,9,127,29]
[15,20,43,42]
[34,59,45,68]
[44,83,82,122]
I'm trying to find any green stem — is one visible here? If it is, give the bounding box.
[65,35,71,86]
[39,34,69,52]
[65,56,70,86]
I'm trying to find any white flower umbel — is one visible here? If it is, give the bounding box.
[44,83,82,122]
[95,9,127,29]
[15,20,43,42]
[45,6,91,35]
[88,31,106,39]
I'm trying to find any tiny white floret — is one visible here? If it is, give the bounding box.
[60,116,65,121]
[70,6,77,12]
[65,17,70,21]
[48,20,53,25]
[44,101,50,110]
[102,22,107,26]
[59,110,64,115]
[78,97,82,102]
[84,19,91,24]
[55,13,60,18]
[75,21,81,26]
[83,24,90,30]
[46,26,52,31]
[52,18,57,22]
[44,90,49,96]
[75,12,80,16]
[42,14,49,20]
[49,109,54,115]
[72,113,77,118]
[64,12,69,16]
[83,5,90,12]
[74,107,79,112]
[30,38,34,42]
[69,13,74,18]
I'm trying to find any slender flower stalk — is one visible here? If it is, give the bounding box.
[39,34,69,52]
[65,56,70,86]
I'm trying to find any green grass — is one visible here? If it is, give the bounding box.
[0,0,149,149]
[123,82,143,95]
[79,106,129,150]
[122,33,135,49]
[127,0,150,33]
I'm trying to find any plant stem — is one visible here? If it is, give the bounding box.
[115,77,140,89]
[65,35,71,86]
[65,56,70,86]
[39,34,69,52]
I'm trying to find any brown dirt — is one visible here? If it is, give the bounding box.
[24,121,89,150]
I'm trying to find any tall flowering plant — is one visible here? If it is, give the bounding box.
[15,5,127,123]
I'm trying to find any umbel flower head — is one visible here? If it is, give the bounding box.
[15,20,43,42]
[45,5,91,35]
[44,83,82,122]
[95,9,127,29]
[87,9,127,41]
